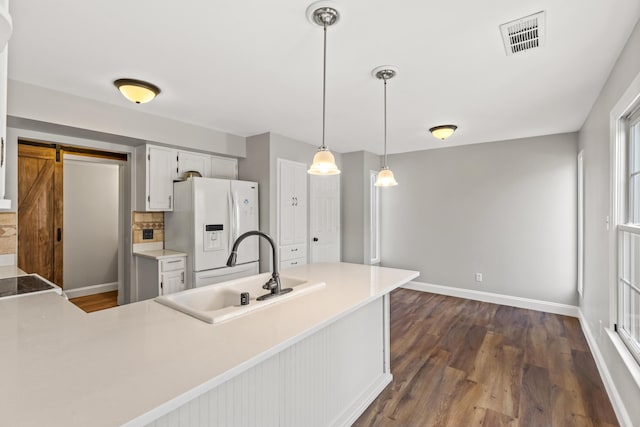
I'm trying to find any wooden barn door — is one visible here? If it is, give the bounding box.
[18,143,63,286]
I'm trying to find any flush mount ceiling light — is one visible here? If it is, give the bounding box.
[306,1,340,175]
[429,124,457,140]
[114,78,161,104]
[372,65,399,187]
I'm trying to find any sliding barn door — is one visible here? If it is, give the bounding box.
[18,144,63,286]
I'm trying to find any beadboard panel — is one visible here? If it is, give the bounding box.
[146,298,386,427]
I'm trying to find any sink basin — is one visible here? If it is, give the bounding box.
[155,273,326,323]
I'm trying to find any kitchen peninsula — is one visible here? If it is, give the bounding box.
[0,262,418,427]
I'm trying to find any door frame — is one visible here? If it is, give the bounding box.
[8,127,135,305]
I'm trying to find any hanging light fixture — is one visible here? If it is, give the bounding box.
[429,124,457,140]
[372,65,399,187]
[114,78,161,104]
[306,2,340,175]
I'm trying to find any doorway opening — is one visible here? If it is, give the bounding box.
[17,139,128,310]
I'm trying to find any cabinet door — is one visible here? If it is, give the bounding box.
[161,270,185,295]
[211,156,238,179]
[0,46,8,206]
[147,145,175,211]
[278,160,296,246]
[292,162,308,244]
[278,159,307,246]
[177,151,211,179]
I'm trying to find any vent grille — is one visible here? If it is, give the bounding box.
[500,11,545,56]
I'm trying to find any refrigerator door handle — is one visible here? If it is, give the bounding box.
[230,192,237,242]
[228,191,233,251]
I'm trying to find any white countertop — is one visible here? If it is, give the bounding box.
[0,265,27,279]
[0,262,418,427]
[133,249,187,260]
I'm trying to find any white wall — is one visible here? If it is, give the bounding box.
[578,17,640,425]
[63,158,119,290]
[381,133,578,306]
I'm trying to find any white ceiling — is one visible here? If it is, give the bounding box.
[7,1,640,154]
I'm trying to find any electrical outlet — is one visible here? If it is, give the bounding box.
[475,273,483,282]
[142,229,154,240]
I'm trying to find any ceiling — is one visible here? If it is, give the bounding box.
[7,1,640,155]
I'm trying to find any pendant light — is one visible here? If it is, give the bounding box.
[306,2,340,175]
[372,66,399,187]
[114,78,161,104]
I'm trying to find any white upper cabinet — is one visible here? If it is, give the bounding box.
[136,145,175,211]
[176,150,211,180]
[0,0,11,51]
[211,155,238,179]
[278,159,307,248]
[136,144,239,212]
[0,0,11,209]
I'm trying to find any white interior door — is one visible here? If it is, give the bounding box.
[309,174,340,263]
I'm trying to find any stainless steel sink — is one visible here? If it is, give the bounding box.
[155,273,325,323]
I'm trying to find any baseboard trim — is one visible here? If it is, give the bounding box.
[578,312,633,427]
[403,281,579,317]
[331,373,393,427]
[64,282,118,299]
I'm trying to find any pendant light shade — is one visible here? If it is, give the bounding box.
[307,1,340,175]
[114,78,160,104]
[372,65,399,187]
[375,167,398,187]
[308,148,341,175]
[429,124,457,140]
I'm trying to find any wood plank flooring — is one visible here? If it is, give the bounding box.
[354,289,618,427]
[69,290,118,313]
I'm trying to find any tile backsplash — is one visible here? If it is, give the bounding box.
[0,212,16,255]
[132,212,164,244]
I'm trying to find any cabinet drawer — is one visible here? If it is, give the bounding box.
[160,257,185,272]
[280,257,306,270]
[280,244,307,261]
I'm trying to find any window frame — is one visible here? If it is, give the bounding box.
[611,77,640,368]
[617,109,640,365]
[370,170,380,264]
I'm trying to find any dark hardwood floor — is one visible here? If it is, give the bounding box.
[354,288,618,427]
[69,290,118,313]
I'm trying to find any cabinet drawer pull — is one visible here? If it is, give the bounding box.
[166,259,181,263]
[291,261,298,265]
[291,248,298,252]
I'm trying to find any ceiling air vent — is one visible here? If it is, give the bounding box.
[500,11,545,56]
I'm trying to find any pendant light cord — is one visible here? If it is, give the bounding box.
[383,77,388,167]
[321,24,327,151]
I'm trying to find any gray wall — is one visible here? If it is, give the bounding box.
[63,158,119,289]
[578,17,640,425]
[8,80,246,157]
[381,133,578,306]
[341,151,380,264]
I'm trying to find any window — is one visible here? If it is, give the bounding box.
[370,170,380,264]
[618,107,640,365]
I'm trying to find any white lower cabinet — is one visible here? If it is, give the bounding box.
[279,242,307,270]
[134,253,187,301]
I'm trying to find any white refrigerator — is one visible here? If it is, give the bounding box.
[165,177,259,288]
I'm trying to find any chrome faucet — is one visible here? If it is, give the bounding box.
[226,231,293,301]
